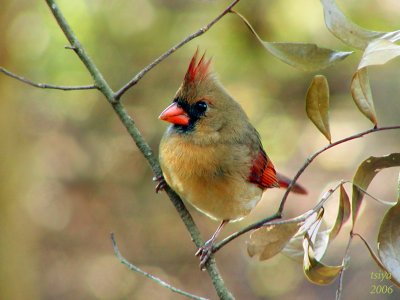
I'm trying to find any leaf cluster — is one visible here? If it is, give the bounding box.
[239,0,400,293]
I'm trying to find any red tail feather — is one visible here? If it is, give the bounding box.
[276,173,308,195]
[248,148,307,194]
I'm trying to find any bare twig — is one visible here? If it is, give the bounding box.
[0,67,96,91]
[43,1,235,299]
[114,0,241,100]
[213,126,400,252]
[111,233,209,300]
[336,233,353,300]
[45,0,116,103]
[278,125,400,214]
[214,123,400,251]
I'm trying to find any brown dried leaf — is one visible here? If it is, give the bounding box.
[351,68,378,125]
[247,222,301,261]
[306,75,331,142]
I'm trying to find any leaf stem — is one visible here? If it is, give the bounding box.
[342,180,397,206]
[278,125,400,214]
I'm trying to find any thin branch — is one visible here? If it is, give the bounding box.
[214,126,400,252]
[336,233,353,300]
[278,125,400,214]
[45,0,116,103]
[111,233,209,300]
[44,1,234,299]
[213,182,343,253]
[0,67,96,91]
[114,0,241,99]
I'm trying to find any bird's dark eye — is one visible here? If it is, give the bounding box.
[194,101,208,113]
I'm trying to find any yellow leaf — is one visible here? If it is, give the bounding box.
[329,184,351,240]
[303,233,343,285]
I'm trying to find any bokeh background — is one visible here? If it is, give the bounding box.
[1,0,399,299]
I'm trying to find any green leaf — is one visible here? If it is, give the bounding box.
[377,178,400,286]
[303,233,343,285]
[350,68,378,125]
[359,38,400,69]
[320,0,388,49]
[306,75,331,142]
[247,222,301,260]
[352,153,400,228]
[329,184,351,240]
[232,10,352,72]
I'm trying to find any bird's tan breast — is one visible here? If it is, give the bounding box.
[159,133,263,221]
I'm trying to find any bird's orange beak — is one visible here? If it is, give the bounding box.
[159,102,190,126]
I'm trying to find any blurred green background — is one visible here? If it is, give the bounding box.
[1,0,399,299]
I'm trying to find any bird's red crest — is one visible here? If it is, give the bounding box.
[184,49,212,84]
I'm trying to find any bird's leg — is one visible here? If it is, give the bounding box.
[153,175,167,193]
[196,220,228,270]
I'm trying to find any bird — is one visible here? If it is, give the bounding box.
[157,50,306,269]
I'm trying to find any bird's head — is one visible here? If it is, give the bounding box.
[159,50,247,138]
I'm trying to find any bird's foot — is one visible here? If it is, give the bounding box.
[195,240,214,270]
[153,175,167,193]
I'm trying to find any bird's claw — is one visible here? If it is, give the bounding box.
[153,175,167,193]
[195,240,214,270]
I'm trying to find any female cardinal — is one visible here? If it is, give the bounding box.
[158,50,306,268]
